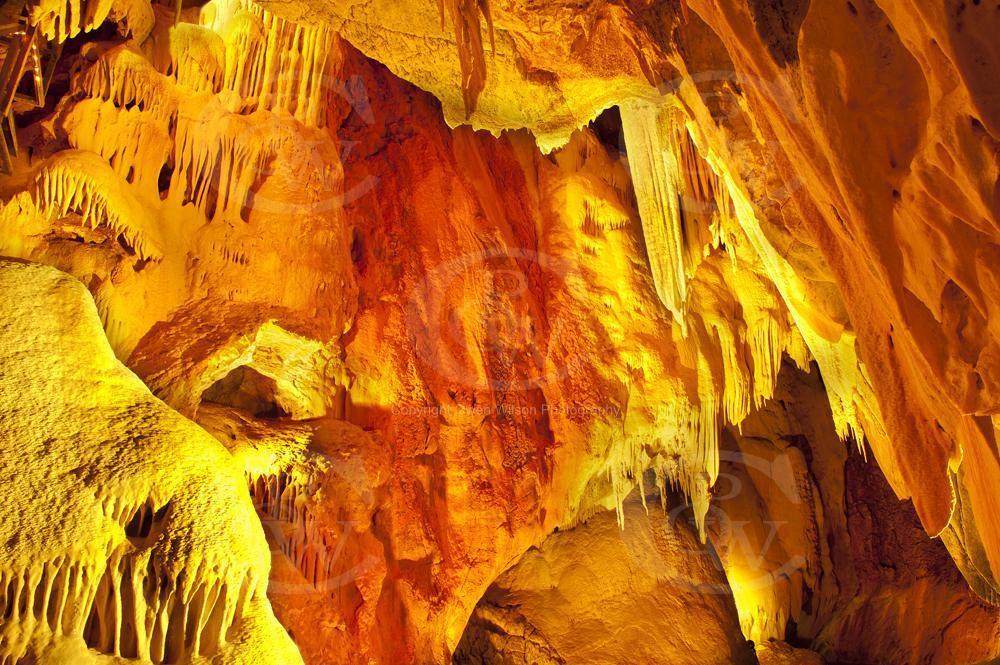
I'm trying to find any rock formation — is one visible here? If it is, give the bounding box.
[0,259,299,663]
[455,501,758,665]
[0,0,999,663]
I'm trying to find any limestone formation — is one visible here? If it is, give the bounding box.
[455,501,758,665]
[0,259,300,664]
[1,0,999,663]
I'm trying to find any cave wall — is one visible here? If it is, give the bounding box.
[713,364,1000,664]
[1,0,999,663]
[457,363,1000,665]
[2,4,815,659]
[0,259,301,664]
[271,0,1000,612]
[455,500,757,665]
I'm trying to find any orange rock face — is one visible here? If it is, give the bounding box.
[1,0,999,664]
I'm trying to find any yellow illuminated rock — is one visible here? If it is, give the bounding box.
[1,0,999,662]
[0,259,300,664]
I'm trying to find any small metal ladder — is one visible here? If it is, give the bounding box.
[0,5,62,175]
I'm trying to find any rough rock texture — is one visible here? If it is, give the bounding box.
[251,0,1000,622]
[454,500,757,665]
[755,641,823,665]
[0,0,999,663]
[249,0,1000,599]
[3,6,817,659]
[713,364,1000,664]
[0,259,300,663]
[455,363,999,665]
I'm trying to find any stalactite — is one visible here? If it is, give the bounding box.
[79,550,253,663]
[32,0,342,246]
[608,104,823,539]
[72,40,288,223]
[694,357,721,482]
[59,98,173,199]
[202,0,338,127]
[78,1,340,129]
[0,496,259,665]
[598,395,722,537]
[631,108,866,449]
[34,150,164,260]
[76,46,179,122]
[246,470,342,591]
[30,0,154,44]
[620,101,749,333]
[168,23,226,94]
[675,122,740,269]
[168,106,279,221]
[620,100,689,330]
[717,167,878,445]
[438,0,494,118]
